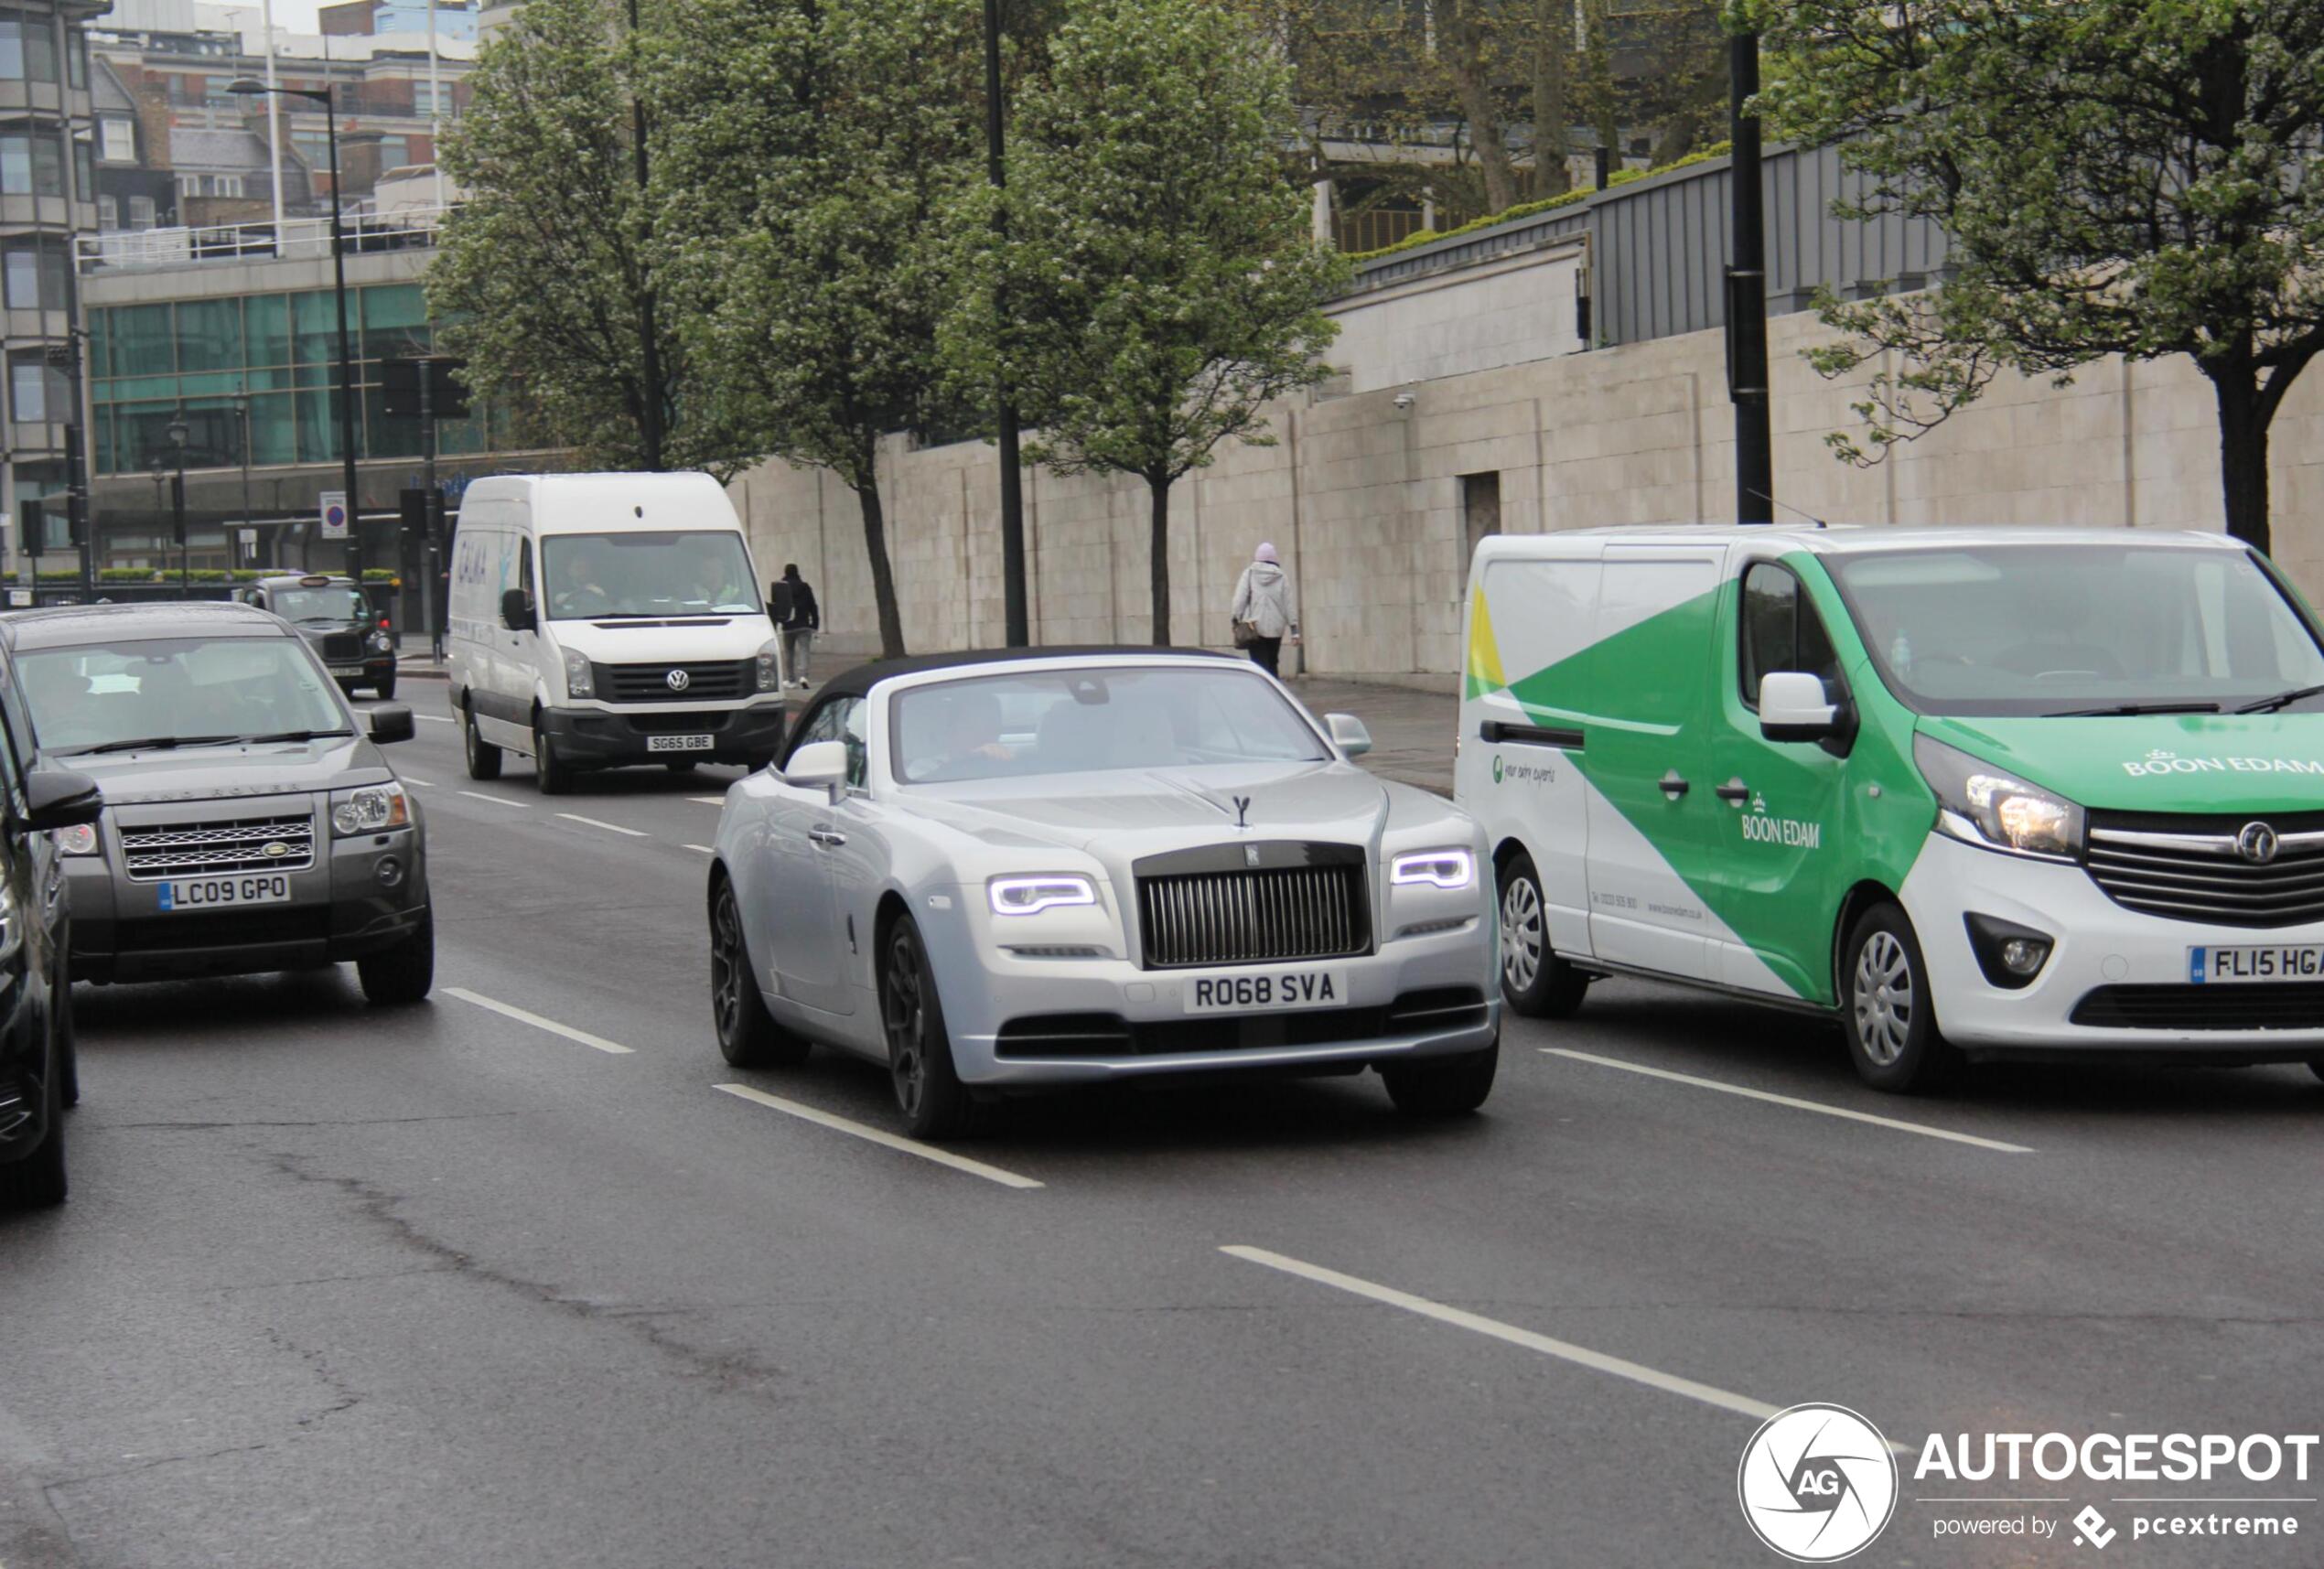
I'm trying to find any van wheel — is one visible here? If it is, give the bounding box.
[1382,1036,1500,1115]
[711,876,808,1068]
[1841,903,1962,1093]
[1497,850,1588,1018]
[0,1068,65,1209]
[533,721,573,795]
[463,704,502,781]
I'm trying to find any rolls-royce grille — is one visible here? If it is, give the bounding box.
[1136,862,1371,969]
[2085,812,2324,928]
[119,812,316,881]
[601,660,751,703]
[319,632,362,661]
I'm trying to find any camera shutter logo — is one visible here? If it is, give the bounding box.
[2236,822,2279,865]
[665,668,691,693]
[1736,1403,1897,1562]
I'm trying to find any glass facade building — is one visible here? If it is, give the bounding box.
[88,280,515,475]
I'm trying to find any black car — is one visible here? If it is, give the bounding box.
[0,641,103,1209]
[242,574,398,699]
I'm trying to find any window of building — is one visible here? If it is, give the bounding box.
[411,80,443,116]
[97,192,115,229]
[65,29,82,89]
[127,193,156,229]
[71,136,89,199]
[177,298,242,371]
[0,130,64,197]
[1461,470,1501,565]
[0,12,59,82]
[3,239,68,311]
[8,350,61,424]
[100,115,134,164]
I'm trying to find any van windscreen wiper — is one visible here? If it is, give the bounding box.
[65,734,244,756]
[2235,683,2324,715]
[2044,702,2222,718]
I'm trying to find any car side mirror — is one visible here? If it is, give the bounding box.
[1759,672,1839,742]
[1325,713,1372,757]
[368,704,415,744]
[23,768,102,833]
[500,587,536,631]
[781,738,848,801]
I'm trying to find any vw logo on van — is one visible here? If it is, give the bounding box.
[664,668,691,692]
[2236,822,2280,865]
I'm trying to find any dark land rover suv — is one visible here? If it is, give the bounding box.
[242,574,398,699]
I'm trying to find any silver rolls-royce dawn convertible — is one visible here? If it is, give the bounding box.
[705,648,1500,1138]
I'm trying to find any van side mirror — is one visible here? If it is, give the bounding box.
[500,587,536,631]
[368,704,415,744]
[1759,672,1839,742]
[23,768,102,833]
[781,738,848,801]
[1325,713,1372,757]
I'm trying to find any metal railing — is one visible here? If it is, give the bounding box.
[74,207,454,275]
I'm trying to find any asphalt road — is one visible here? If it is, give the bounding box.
[3,694,2319,1569]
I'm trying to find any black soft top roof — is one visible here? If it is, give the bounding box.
[816,645,1236,703]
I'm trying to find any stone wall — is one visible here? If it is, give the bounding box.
[726,306,2324,687]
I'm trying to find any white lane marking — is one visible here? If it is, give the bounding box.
[457,790,528,809]
[555,812,649,839]
[1541,1048,2035,1154]
[1221,1245,1906,1447]
[444,987,635,1055]
[714,1083,1043,1189]
[402,774,437,787]
[414,714,456,725]
[687,796,726,806]
[683,844,715,854]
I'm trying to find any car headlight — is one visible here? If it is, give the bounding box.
[1391,848,1476,889]
[756,639,781,693]
[1913,735,2082,860]
[56,822,98,855]
[562,646,595,699]
[369,629,394,652]
[331,781,411,837]
[989,874,1098,916]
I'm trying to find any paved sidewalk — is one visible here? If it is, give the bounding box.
[393,656,1460,796]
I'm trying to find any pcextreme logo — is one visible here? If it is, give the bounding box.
[1738,1404,1899,1562]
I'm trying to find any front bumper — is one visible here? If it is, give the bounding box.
[541,701,789,768]
[922,913,1501,1087]
[1901,833,2324,1061]
[68,812,430,984]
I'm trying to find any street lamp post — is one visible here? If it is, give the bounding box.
[229,77,361,577]
[233,392,255,568]
[167,413,189,589]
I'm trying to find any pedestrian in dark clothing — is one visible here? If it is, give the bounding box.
[775,563,820,688]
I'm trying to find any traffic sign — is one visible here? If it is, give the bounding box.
[320,490,350,541]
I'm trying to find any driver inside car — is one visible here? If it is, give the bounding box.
[553,544,616,618]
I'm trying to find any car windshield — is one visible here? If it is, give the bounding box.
[1825,544,2324,717]
[271,586,368,621]
[892,666,1330,784]
[541,532,763,620]
[15,636,349,755]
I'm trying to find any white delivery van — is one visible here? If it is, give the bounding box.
[1458,524,2324,1091]
[446,472,791,793]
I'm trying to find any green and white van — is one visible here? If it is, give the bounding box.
[1456,525,2324,1091]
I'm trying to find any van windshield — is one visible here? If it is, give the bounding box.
[16,636,350,755]
[1825,544,2324,717]
[540,532,762,620]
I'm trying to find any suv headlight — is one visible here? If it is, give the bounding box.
[1913,735,2082,860]
[989,874,1097,916]
[56,823,98,855]
[562,646,595,699]
[331,781,411,836]
[756,639,782,693]
[1391,848,1476,889]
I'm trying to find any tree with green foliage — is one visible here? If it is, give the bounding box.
[1745,0,2324,553]
[429,0,741,474]
[650,0,984,658]
[944,0,1350,646]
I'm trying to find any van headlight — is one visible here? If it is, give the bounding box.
[562,646,595,699]
[756,639,782,693]
[1913,735,2082,860]
[331,781,411,836]
[1391,848,1476,889]
[56,823,98,855]
[989,875,1097,916]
